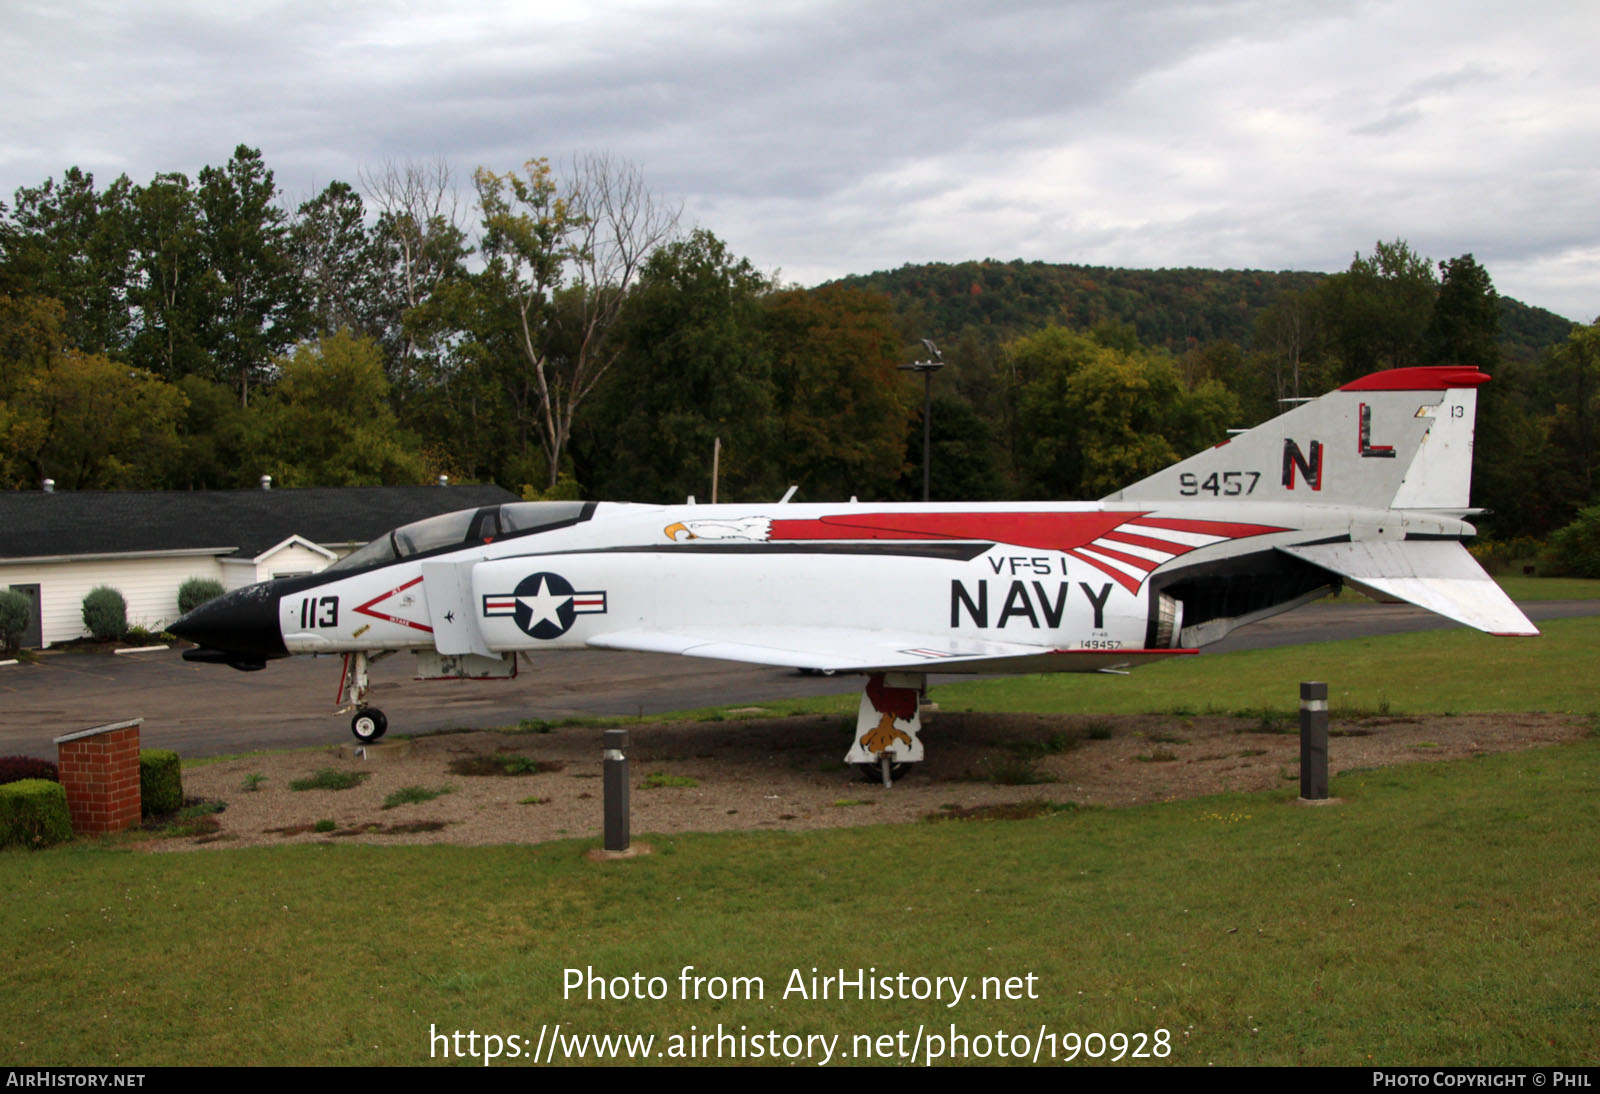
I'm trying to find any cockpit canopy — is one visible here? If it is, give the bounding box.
[325,501,591,573]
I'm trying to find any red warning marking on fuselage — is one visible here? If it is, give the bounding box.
[353,575,435,634]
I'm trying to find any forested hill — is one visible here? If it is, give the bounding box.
[830,259,1577,361]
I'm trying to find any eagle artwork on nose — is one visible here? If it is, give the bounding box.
[663,517,773,542]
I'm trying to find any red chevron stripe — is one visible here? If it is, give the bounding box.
[1065,549,1144,594]
[1100,529,1193,555]
[1083,542,1162,572]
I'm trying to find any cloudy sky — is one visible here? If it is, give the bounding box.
[4,0,1596,321]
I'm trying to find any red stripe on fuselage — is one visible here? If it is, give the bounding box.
[1100,529,1192,554]
[1079,543,1161,572]
[769,512,1141,553]
[1064,549,1144,594]
[765,512,1285,593]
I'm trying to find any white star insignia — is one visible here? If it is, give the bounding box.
[517,576,571,628]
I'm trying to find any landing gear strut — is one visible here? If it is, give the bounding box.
[336,650,394,743]
[857,758,912,786]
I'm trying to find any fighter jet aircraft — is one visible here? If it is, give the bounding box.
[172,365,1536,784]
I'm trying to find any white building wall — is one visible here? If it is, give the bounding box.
[221,541,338,589]
[218,559,258,592]
[259,542,335,581]
[3,540,346,648]
[0,555,227,645]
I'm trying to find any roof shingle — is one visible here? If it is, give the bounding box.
[0,485,522,560]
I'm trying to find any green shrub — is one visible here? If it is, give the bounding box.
[81,586,127,641]
[446,754,564,776]
[0,756,58,784]
[177,577,225,616]
[0,779,72,848]
[0,589,31,653]
[1543,507,1600,578]
[139,750,183,816]
[1469,536,1547,576]
[289,769,369,791]
[980,754,1055,785]
[382,785,454,809]
[641,771,698,789]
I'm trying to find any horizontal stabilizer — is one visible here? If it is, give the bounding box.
[1278,540,1538,636]
[587,625,1195,675]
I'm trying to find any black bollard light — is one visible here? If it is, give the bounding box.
[603,729,630,852]
[1299,681,1329,801]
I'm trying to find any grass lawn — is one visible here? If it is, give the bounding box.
[2,608,1597,1067]
[933,616,1600,718]
[3,740,1597,1066]
[1490,575,1600,601]
[687,615,1600,724]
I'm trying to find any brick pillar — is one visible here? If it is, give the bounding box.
[54,719,144,835]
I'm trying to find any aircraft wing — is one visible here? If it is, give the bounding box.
[1277,540,1539,636]
[585,625,1195,675]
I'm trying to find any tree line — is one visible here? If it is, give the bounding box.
[848,251,1595,540]
[0,147,918,502]
[2,145,1596,543]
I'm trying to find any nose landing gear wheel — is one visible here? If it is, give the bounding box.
[351,708,388,743]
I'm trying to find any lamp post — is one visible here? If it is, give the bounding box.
[898,339,944,502]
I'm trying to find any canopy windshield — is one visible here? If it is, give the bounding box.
[326,502,591,573]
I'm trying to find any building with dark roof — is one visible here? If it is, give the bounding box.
[0,484,519,647]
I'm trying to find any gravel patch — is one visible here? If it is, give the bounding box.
[153,711,1589,851]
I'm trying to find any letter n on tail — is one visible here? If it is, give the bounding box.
[1282,438,1323,491]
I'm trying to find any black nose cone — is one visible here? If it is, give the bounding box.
[171,583,287,660]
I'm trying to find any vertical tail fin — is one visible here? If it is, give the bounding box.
[1105,366,1491,511]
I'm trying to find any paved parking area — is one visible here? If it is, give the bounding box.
[0,647,858,759]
